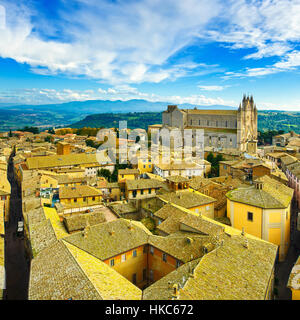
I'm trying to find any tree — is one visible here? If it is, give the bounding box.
[20,126,39,134]
[97,168,112,181]
[8,129,12,137]
[45,135,53,143]
[206,152,225,177]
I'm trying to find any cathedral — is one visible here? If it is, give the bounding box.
[161,95,258,153]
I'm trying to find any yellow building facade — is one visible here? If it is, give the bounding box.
[59,185,102,208]
[118,168,140,184]
[138,158,153,174]
[226,176,293,261]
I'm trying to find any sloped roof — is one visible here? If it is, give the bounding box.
[226,175,293,209]
[179,213,224,236]
[118,168,139,175]
[149,234,213,263]
[63,211,106,233]
[158,189,216,208]
[50,174,87,185]
[63,219,151,260]
[281,155,298,166]
[59,185,102,199]
[29,219,57,257]
[126,179,163,190]
[26,153,100,170]
[189,176,216,190]
[287,256,300,290]
[109,202,137,217]
[29,241,103,300]
[63,241,142,300]
[179,234,277,300]
[143,259,201,300]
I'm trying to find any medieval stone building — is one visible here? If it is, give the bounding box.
[162,95,258,152]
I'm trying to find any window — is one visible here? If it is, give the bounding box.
[141,189,144,195]
[132,250,137,257]
[176,260,181,268]
[132,273,137,285]
[206,205,210,211]
[225,121,228,127]
[149,269,154,282]
[148,188,151,194]
[223,164,227,170]
[247,212,253,221]
[143,165,146,168]
[216,121,218,127]
[162,253,167,262]
[149,165,151,168]
[132,190,137,198]
[83,197,86,202]
[121,254,126,262]
[143,269,147,281]
[207,120,209,126]
[110,259,114,267]
[92,197,96,201]
[74,198,77,203]
[150,246,154,255]
[195,208,199,213]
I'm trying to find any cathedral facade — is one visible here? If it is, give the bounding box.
[162,95,258,152]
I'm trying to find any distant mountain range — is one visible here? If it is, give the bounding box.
[0,99,235,131]
[0,99,298,133]
[0,99,236,115]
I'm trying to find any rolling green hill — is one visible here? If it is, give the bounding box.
[70,110,300,133]
[70,112,163,130]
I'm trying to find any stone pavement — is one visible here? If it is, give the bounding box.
[275,229,300,300]
[4,155,30,300]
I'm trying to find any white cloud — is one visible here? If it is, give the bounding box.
[0,0,221,84]
[0,86,234,107]
[224,50,300,78]
[198,85,225,91]
[206,0,300,58]
[1,0,300,84]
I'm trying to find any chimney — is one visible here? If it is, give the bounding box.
[255,181,264,190]
[189,264,195,278]
[128,220,134,231]
[186,237,194,244]
[172,284,179,299]
[83,223,90,238]
[243,239,249,249]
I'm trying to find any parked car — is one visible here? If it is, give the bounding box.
[17,220,24,238]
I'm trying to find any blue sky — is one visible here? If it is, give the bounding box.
[0,0,300,110]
